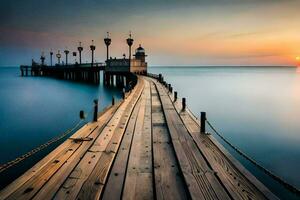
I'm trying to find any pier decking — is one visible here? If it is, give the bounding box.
[0,76,278,200]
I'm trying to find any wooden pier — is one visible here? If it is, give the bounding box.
[0,75,279,200]
[20,63,139,89]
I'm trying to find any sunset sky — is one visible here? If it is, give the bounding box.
[0,0,300,66]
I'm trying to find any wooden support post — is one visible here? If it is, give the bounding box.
[93,99,98,122]
[103,72,106,85]
[79,110,85,119]
[182,97,186,110]
[112,96,115,105]
[201,112,206,134]
[122,88,126,99]
[170,86,173,93]
[174,91,177,102]
[110,75,113,86]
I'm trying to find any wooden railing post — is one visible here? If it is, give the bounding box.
[79,110,85,119]
[93,99,98,122]
[168,84,171,92]
[112,96,115,105]
[122,88,126,99]
[182,98,186,111]
[201,112,206,134]
[174,91,177,102]
[159,74,162,82]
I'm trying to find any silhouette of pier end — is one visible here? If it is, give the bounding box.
[20,33,148,87]
[20,63,104,84]
[0,74,279,200]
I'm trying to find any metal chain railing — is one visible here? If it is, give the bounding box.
[0,119,85,174]
[206,119,300,196]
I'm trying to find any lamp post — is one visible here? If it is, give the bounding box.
[78,42,83,65]
[126,32,134,67]
[50,51,53,66]
[56,50,61,65]
[64,49,69,65]
[104,32,111,61]
[90,40,96,67]
[40,52,45,66]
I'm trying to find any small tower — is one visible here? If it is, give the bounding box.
[50,50,53,66]
[77,42,83,64]
[104,32,111,61]
[64,49,70,65]
[40,52,45,66]
[134,44,147,62]
[126,32,134,63]
[56,50,61,65]
[90,40,96,67]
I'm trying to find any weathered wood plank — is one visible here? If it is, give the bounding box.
[5,121,101,200]
[0,123,92,200]
[102,97,142,200]
[150,82,189,200]
[76,78,145,200]
[122,81,153,200]
[150,78,230,200]
[6,142,83,200]
[32,105,119,200]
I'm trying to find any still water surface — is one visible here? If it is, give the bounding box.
[149,66,300,200]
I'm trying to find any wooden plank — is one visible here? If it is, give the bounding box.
[4,121,101,200]
[101,97,142,199]
[6,141,83,200]
[122,81,153,200]
[75,78,145,200]
[150,78,231,200]
[32,105,119,200]
[54,78,144,200]
[150,83,189,200]
[0,123,92,200]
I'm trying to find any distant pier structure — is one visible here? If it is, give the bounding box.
[104,33,147,88]
[20,33,147,88]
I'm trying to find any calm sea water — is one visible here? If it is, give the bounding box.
[149,66,300,200]
[0,67,122,189]
[0,66,299,199]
